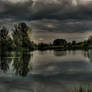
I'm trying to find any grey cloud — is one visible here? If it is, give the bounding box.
[29,0,92,20]
[1,0,92,21]
[0,0,33,20]
[30,19,92,42]
[31,19,92,33]
[0,0,92,42]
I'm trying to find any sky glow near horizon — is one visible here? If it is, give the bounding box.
[0,0,92,42]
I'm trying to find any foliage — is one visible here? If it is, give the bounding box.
[53,39,67,46]
[12,23,32,50]
[0,22,36,51]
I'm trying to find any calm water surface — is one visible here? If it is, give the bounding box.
[0,50,92,92]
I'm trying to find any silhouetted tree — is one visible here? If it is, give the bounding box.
[72,41,76,45]
[12,23,35,50]
[53,39,67,46]
[87,36,92,45]
[0,26,12,50]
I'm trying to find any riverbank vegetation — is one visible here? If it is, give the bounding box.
[38,36,92,50]
[0,22,92,51]
[73,85,92,92]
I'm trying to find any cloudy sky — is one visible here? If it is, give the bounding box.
[1,0,92,43]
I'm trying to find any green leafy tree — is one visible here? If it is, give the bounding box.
[12,23,35,50]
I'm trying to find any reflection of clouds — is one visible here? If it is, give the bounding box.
[47,66,56,71]
[0,51,92,92]
[31,50,91,76]
[31,61,92,76]
[54,51,66,57]
[32,51,90,65]
[84,50,92,62]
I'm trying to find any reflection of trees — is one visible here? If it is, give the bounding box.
[0,51,12,72]
[84,50,92,62]
[13,52,32,77]
[0,51,32,77]
[54,50,67,57]
[0,57,9,72]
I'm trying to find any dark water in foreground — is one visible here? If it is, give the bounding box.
[0,50,92,92]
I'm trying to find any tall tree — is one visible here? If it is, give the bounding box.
[12,23,34,50]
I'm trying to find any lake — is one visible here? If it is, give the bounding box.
[0,50,92,92]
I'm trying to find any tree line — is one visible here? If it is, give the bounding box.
[38,36,92,50]
[0,22,92,51]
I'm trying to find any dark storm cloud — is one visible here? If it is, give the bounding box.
[0,0,92,42]
[0,0,92,33]
[0,0,69,20]
[1,0,92,21]
[0,0,33,21]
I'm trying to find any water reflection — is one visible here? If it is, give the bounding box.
[0,51,12,72]
[0,57,9,72]
[13,52,32,77]
[0,50,92,77]
[0,51,32,77]
[53,50,92,62]
[0,50,92,92]
[84,50,92,62]
[54,51,66,57]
